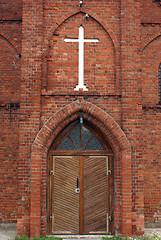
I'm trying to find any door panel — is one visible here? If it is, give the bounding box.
[50,154,111,235]
[83,156,108,234]
[52,156,80,234]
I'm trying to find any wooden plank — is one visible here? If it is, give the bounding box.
[106,156,110,234]
[52,156,80,234]
[83,156,108,234]
[80,156,83,234]
[48,153,114,235]
[109,155,114,234]
[47,155,53,234]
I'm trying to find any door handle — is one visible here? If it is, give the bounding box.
[75,177,80,193]
[77,177,79,188]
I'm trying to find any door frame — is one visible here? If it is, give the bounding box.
[47,150,114,235]
[29,101,133,238]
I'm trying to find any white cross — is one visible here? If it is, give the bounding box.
[64,25,99,91]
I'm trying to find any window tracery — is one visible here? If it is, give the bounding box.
[57,124,104,150]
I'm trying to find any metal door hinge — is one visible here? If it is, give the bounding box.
[106,157,112,175]
[107,213,111,232]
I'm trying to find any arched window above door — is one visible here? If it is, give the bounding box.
[57,124,104,150]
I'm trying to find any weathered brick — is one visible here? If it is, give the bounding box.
[1,0,161,238]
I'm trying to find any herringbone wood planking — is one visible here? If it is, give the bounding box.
[53,156,80,234]
[83,156,108,234]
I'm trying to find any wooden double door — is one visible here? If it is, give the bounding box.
[48,153,113,235]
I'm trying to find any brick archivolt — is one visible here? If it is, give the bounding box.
[32,100,131,152]
[141,31,161,51]
[42,10,119,90]
[44,9,119,52]
[0,31,20,54]
[30,100,132,237]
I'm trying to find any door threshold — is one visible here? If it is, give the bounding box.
[48,235,112,238]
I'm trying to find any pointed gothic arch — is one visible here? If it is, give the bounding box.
[42,10,120,93]
[30,100,132,238]
[0,32,20,54]
[141,32,161,52]
[45,9,119,53]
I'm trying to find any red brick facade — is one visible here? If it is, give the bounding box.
[0,0,161,238]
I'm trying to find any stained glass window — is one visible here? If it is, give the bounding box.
[57,124,104,150]
[69,126,80,149]
[57,136,75,150]
[81,126,93,150]
[85,136,103,150]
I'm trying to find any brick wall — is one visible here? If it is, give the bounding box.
[0,0,22,21]
[0,0,22,223]
[0,0,161,237]
[47,13,115,94]
[143,109,161,227]
[141,0,161,228]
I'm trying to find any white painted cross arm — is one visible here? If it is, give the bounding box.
[64,39,79,42]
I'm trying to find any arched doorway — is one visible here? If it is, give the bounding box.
[29,100,132,238]
[47,119,114,235]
